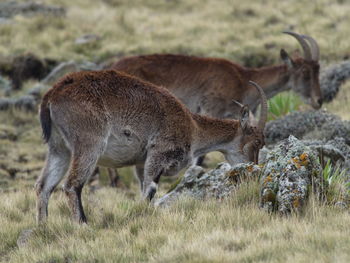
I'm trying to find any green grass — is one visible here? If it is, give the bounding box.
[322,160,350,205]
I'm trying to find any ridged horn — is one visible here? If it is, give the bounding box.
[301,34,320,61]
[248,81,267,130]
[283,31,312,60]
[232,100,244,108]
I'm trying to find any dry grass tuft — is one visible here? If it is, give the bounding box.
[0,184,349,263]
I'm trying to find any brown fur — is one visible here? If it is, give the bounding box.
[109,50,322,118]
[36,70,266,224]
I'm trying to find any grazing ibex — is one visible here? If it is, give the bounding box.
[36,70,267,223]
[110,31,322,118]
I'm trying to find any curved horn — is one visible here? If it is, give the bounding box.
[283,31,312,60]
[232,99,244,108]
[301,34,320,61]
[248,81,267,130]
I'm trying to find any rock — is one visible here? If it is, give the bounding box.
[0,97,15,111]
[27,83,50,99]
[75,34,101,45]
[304,137,350,169]
[260,136,324,214]
[155,162,261,207]
[265,110,350,145]
[0,95,37,112]
[14,95,37,111]
[0,2,65,19]
[0,53,55,90]
[17,228,34,248]
[79,61,102,71]
[41,61,101,86]
[320,60,350,103]
[0,75,11,91]
[334,201,348,210]
[0,17,12,24]
[41,61,80,85]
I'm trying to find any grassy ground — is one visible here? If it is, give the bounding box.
[1,0,350,262]
[1,0,350,64]
[1,181,350,263]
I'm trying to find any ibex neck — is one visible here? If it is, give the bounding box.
[248,64,290,100]
[191,113,239,157]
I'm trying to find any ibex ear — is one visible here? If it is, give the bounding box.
[280,49,294,69]
[239,105,250,132]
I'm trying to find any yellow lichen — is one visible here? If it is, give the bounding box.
[227,170,239,177]
[292,197,300,208]
[300,153,308,161]
[299,153,309,166]
[292,157,301,168]
[264,175,273,185]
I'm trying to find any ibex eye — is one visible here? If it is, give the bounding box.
[123,129,131,137]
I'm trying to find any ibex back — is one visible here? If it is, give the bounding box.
[36,70,267,224]
[110,32,322,119]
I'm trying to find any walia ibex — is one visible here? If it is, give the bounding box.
[110,31,322,117]
[36,70,267,223]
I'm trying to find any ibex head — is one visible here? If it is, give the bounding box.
[226,81,267,164]
[281,31,322,109]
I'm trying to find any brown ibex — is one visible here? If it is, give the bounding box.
[110,32,322,118]
[103,31,321,176]
[36,70,267,223]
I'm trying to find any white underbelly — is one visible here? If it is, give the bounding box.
[97,130,147,168]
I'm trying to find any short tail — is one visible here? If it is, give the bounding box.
[39,94,51,143]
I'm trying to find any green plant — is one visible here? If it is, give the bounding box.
[267,92,302,121]
[322,159,349,204]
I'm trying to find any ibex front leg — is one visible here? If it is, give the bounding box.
[142,167,163,201]
[142,149,184,201]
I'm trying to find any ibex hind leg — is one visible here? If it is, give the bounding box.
[134,164,145,193]
[108,168,121,188]
[63,141,106,223]
[35,132,71,224]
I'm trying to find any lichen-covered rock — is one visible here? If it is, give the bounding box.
[14,95,37,111]
[17,229,34,248]
[304,137,350,170]
[0,97,13,111]
[41,61,80,85]
[320,60,350,103]
[26,83,50,99]
[155,162,261,207]
[265,110,350,145]
[41,61,101,85]
[0,95,37,112]
[260,136,324,214]
[0,2,65,19]
[0,75,11,91]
